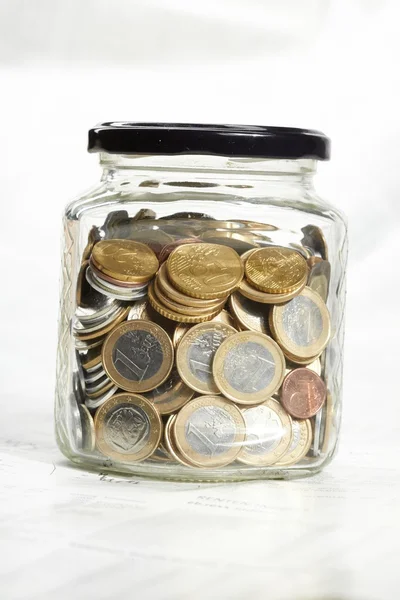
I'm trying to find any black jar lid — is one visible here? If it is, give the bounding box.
[88,122,330,160]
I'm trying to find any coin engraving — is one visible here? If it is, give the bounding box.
[184,406,236,457]
[282,296,323,347]
[112,330,163,382]
[223,341,275,394]
[281,368,327,419]
[245,247,307,293]
[104,405,150,453]
[241,405,283,455]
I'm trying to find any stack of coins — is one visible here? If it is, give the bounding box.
[70,215,333,470]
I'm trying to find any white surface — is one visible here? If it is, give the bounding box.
[0,1,400,598]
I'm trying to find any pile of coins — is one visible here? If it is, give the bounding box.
[71,213,333,470]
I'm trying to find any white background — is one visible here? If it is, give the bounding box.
[0,2,399,599]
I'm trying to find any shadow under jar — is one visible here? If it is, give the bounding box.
[55,122,348,482]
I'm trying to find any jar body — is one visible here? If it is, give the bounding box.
[55,154,347,481]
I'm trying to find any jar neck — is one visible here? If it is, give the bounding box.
[99,153,317,186]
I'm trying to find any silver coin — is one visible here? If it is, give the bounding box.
[85,385,118,410]
[74,351,86,399]
[69,389,83,450]
[85,373,112,394]
[308,260,331,303]
[73,304,129,335]
[84,366,107,384]
[78,404,96,452]
[281,296,323,347]
[74,337,105,351]
[184,406,237,458]
[86,267,148,301]
[76,265,121,323]
[241,404,285,455]
[90,268,148,294]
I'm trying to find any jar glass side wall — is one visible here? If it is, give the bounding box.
[55,156,347,481]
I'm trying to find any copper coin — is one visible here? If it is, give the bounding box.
[281,368,326,419]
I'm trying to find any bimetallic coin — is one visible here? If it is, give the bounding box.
[213,331,285,405]
[307,258,331,303]
[275,418,312,466]
[148,282,221,323]
[102,320,174,393]
[164,415,194,467]
[229,292,270,334]
[91,239,159,283]
[94,393,162,462]
[143,367,194,415]
[269,287,331,361]
[176,322,237,394]
[173,396,246,468]
[281,368,327,419]
[85,385,118,410]
[78,404,96,452]
[245,247,308,294]
[237,398,293,466]
[167,243,243,299]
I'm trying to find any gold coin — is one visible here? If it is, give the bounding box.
[239,276,306,304]
[229,292,270,334]
[148,282,221,323]
[173,396,246,468]
[78,404,96,452]
[143,367,194,415]
[91,239,159,283]
[74,305,131,341]
[154,277,225,316]
[94,393,162,462]
[286,357,321,376]
[176,322,237,394]
[269,287,331,361]
[307,258,331,303]
[167,243,243,299]
[283,351,322,366]
[157,262,226,308]
[80,348,103,371]
[245,247,308,294]
[102,320,174,393]
[275,418,312,467]
[164,415,194,467]
[213,331,285,405]
[237,398,293,466]
[173,323,191,347]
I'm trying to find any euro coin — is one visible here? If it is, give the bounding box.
[102,320,174,393]
[92,239,159,283]
[94,393,162,462]
[229,292,270,334]
[245,247,308,294]
[213,331,285,405]
[148,282,221,323]
[143,367,194,415]
[275,418,312,467]
[281,368,327,419]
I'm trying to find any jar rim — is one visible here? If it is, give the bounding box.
[88,122,330,161]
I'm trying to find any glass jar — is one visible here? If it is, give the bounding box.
[55,123,347,481]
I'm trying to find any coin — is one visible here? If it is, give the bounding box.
[269,287,331,360]
[94,393,162,462]
[237,398,293,466]
[76,262,120,322]
[74,351,86,399]
[85,379,115,399]
[154,277,225,316]
[82,225,102,262]
[86,266,148,301]
[69,390,83,450]
[74,303,130,336]
[75,336,106,351]
[85,384,118,410]
[167,243,243,299]
[157,262,225,309]
[173,323,192,347]
[158,238,202,263]
[245,247,308,294]
[148,282,221,323]
[173,396,246,468]
[80,348,103,371]
[275,418,312,467]
[78,404,96,452]
[102,320,174,393]
[85,367,108,385]
[239,275,306,304]
[148,444,173,463]
[286,357,321,376]
[301,225,328,260]
[176,322,237,394]
[163,415,194,467]
[229,292,270,334]
[143,367,194,415]
[281,368,327,419]
[307,258,331,303]
[74,304,131,341]
[91,239,159,283]
[213,331,285,404]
